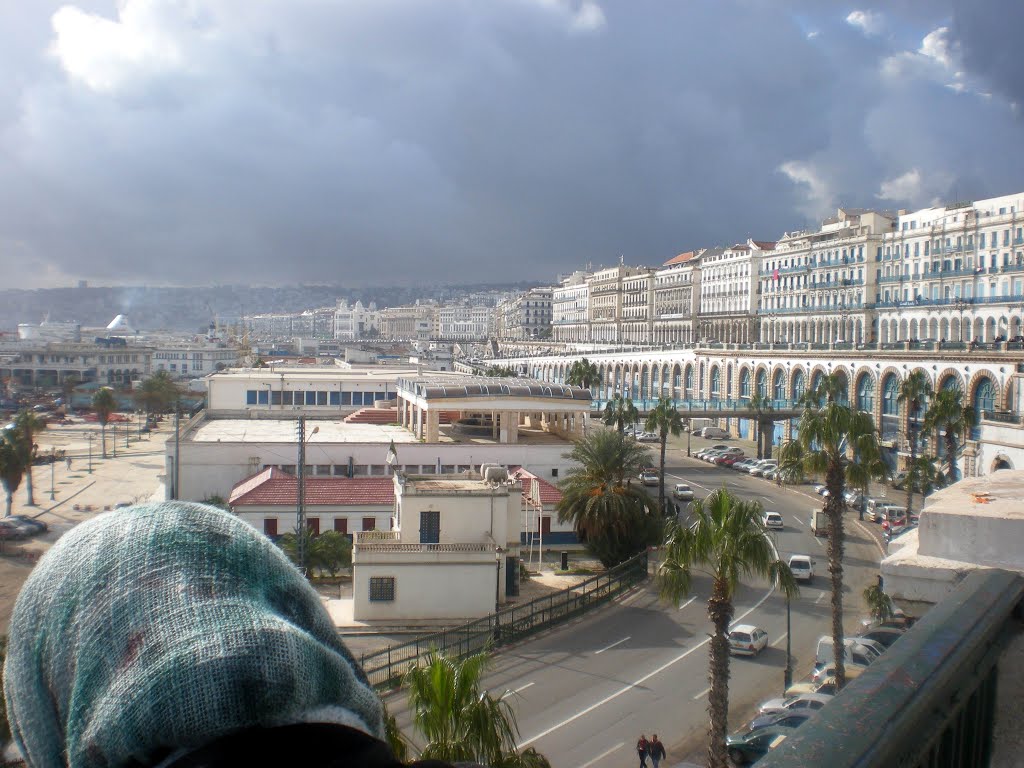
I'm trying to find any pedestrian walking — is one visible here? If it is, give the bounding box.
[636,734,649,768]
[649,734,666,768]
[66,456,72,470]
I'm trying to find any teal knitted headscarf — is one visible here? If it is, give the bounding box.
[4,502,385,768]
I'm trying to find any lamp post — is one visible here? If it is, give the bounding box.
[494,546,505,642]
[954,297,968,343]
[784,591,793,691]
[49,447,56,501]
[87,432,93,474]
[296,417,319,573]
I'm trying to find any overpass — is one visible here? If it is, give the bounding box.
[592,396,805,420]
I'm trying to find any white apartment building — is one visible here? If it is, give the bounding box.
[378,304,436,341]
[874,193,1024,344]
[652,251,707,345]
[436,305,495,341]
[697,240,773,344]
[152,343,242,379]
[495,288,553,340]
[588,264,648,343]
[333,299,379,340]
[759,209,895,345]
[0,340,153,390]
[621,269,656,343]
[552,271,591,343]
[248,308,335,340]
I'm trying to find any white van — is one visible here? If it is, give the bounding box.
[688,418,714,433]
[815,636,880,669]
[789,555,814,581]
[701,426,730,439]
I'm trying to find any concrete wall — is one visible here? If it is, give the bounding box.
[354,561,496,620]
[234,507,392,536]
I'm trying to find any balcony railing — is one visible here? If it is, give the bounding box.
[982,410,1022,425]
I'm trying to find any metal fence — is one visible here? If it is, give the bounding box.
[358,550,650,691]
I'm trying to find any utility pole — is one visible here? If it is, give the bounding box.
[297,416,307,572]
[125,420,129,448]
[87,433,93,474]
[49,447,56,501]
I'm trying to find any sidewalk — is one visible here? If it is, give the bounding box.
[0,415,174,629]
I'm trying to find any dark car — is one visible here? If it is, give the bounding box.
[0,519,29,541]
[747,710,814,732]
[725,726,790,765]
[5,515,48,535]
[857,627,905,649]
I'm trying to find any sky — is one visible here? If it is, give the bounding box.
[1,0,1022,289]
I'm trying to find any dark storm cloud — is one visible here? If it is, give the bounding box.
[0,0,1022,289]
[951,0,1024,107]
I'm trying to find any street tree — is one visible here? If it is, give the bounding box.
[602,394,639,435]
[557,429,659,566]
[11,410,46,507]
[863,582,894,624]
[659,488,797,768]
[134,370,182,416]
[922,387,975,483]
[645,397,683,515]
[777,373,888,690]
[315,530,352,577]
[403,650,551,767]
[92,387,117,459]
[0,435,25,517]
[60,374,80,415]
[897,371,933,514]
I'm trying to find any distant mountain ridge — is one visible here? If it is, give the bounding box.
[0,282,543,333]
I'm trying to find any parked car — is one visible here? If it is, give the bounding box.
[750,460,778,477]
[785,677,840,697]
[812,484,828,495]
[729,624,769,657]
[732,459,758,472]
[880,507,909,532]
[757,692,833,717]
[5,515,48,535]
[701,449,729,462]
[715,452,745,466]
[762,467,780,481]
[789,555,814,581]
[763,511,784,529]
[636,431,659,442]
[0,519,29,541]
[747,710,815,732]
[844,489,863,507]
[856,627,905,649]
[696,444,730,459]
[672,483,695,501]
[812,661,870,684]
[725,726,790,765]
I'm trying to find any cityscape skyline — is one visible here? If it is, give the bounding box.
[1,1,1022,289]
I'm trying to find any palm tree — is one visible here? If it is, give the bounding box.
[645,398,683,515]
[602,394,639,435]
[748,391,774,460]
[134,370,181,417]
[566,358,600,391]
[905,454,942,512]
[92,387,117,459]
[61,373,80,415]
[0,434,25,517]
[777,373,888,690]
[11,410,45,507]
[863,582,894,624]
[403,650,551,767]
[922,387,975,482]
[897,371,933,514]
[557,430,659,566]
[659,488,798,768]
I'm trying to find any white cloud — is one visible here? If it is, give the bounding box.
[806,30,820,40]
[845,10,883,36]
[778,160,833,220]
[48,2,191,92]
[877,168,922,200]
[880,26,969,93]
[920,27,953,69]
[571,1,606,33]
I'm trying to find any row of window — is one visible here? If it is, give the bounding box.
[262,516,377,537]
[264,462,484,476]
[245,389,389,406]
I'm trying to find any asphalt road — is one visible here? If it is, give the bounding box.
[388,445,885,768]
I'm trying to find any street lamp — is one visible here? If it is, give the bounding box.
[49,447,56,501]
[784,591,793,691]
[494,546,505,641]
[954,297,968,343]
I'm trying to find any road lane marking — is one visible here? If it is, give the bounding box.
[762,496,773,502]
[514,682,535,693]
[771,632,788,647]
[517,584,777,748]
[791,516,804,527]
[595,636,631,655]
[815,591,825,605]
[812,535,825,549]
[692,686,711,700]
[579,742,624,768]
[679,596,697,611]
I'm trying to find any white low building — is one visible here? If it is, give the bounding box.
[352,471,522,621]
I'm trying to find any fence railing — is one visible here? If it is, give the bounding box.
[358,550,650,691]
[759,569,1024,767]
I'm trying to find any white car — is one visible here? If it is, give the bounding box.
[750,461,778,477]
[732,459,757,472]
[758,692,833,716]
[789,555,814,581]
[696,444,730,459]
[729,624,769,657]
[637,431,660,442]
[672,483,695,501]
[763,511,784,529]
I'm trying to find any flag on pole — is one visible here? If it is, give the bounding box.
[385,440,397,467]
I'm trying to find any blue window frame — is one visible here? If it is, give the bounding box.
[330,391,340,405]
[257,389,269,405]
[246,390,257,405]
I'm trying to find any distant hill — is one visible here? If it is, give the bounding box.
[0,281,543,333]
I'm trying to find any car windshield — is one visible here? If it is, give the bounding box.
[731,632,751,643]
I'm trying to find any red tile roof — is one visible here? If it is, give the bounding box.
[663,251,697,266]
[509,467,562,506]
[751,240,777,250]
[229,467,395,507]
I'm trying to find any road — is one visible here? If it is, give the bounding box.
[387,445,885,767]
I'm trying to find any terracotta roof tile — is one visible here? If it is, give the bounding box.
[229,468,395,507]
[663,251,696,266]
[509,467,562,505]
